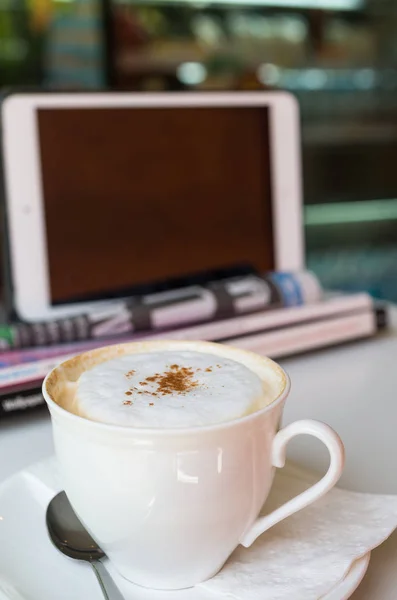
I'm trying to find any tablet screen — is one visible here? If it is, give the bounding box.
[37,105,273,304]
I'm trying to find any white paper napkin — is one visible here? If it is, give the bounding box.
[200,462,397,600]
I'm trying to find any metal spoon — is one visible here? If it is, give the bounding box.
[46,491,125,600]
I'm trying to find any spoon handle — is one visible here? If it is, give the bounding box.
[91,560,125,600]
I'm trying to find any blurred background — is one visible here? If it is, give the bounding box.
[1,0,397,300]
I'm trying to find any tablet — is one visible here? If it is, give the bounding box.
[1,91,303,322]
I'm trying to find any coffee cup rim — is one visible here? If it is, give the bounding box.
[42,340,291,436]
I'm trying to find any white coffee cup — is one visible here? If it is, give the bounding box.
[43,340,344,590]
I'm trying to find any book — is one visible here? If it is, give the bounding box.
[0,292,381,395]
[0,301,387,418]
[0,291,371,369]
[0,271,321,351]
[228,307,383,357]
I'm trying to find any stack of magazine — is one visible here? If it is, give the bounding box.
[0,271,387,419]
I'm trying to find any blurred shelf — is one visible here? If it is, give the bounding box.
[258,67,397,92]
[305,199,397,227]
[117,48,205,74]
[117,0,363,9]
[303,123,397,145]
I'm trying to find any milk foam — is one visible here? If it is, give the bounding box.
[75,350,268,428]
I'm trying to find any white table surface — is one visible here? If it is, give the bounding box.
[1,309,397,599]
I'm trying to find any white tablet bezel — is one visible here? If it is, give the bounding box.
[2,91,304,322]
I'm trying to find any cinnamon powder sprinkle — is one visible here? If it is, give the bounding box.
[139,364,199,396]
[122,363,207,400]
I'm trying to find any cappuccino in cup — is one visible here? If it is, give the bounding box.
[43,340,344,590]
[60,345,283,428]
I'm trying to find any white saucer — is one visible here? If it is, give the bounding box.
[0,459,369,600]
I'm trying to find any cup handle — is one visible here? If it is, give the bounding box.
[240,419,345,548]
